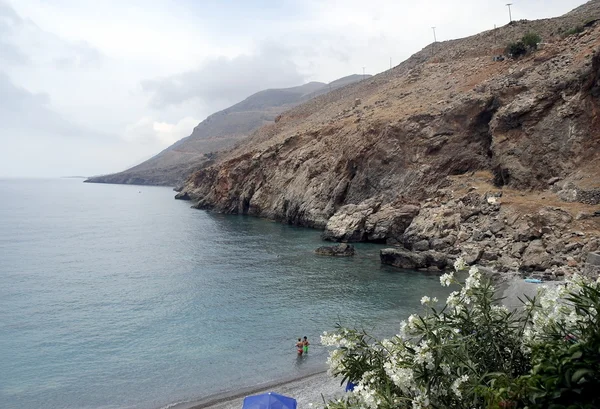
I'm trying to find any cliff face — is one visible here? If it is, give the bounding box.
[179,2,600,276]
[85,76,368,187]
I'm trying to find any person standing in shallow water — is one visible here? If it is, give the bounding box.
[296,338,304,356]
[302,336,310,354]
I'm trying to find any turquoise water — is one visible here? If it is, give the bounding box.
[0,179,449,409]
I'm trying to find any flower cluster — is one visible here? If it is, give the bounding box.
[321,255,600,409]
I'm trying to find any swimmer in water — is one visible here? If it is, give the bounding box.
[302,336,310,354]
[296,338,304,356]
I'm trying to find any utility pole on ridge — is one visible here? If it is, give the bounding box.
[362,66,366,80]
[431,27,437,56]
[506,3,513,23]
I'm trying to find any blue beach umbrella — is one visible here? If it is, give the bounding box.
[242,392,297,409]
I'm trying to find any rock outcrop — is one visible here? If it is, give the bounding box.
[321,200,419,243]
[177,2,600,278]
[584,252,600,277]
[380,248,448,271]
[385,183,599,278]
[315,243,356,257]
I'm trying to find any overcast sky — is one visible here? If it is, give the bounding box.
[0,0,587,177]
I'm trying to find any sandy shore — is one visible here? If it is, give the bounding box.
[500,277,565,310]
[168,371,346,409]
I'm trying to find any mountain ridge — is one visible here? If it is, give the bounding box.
[85,75,369,186]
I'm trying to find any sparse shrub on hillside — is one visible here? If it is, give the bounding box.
[507,41,528,58]
[563,25,584,37]
[522,32,541,49]
[506,32,541,58]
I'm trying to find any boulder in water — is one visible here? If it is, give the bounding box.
[315,243,356,257]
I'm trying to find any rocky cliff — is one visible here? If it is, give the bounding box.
[85,75,368,187]
[178,1,600,277]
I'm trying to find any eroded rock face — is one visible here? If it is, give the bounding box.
[176,7,600,278]
[181,21,600,224]
[322,200,419,243]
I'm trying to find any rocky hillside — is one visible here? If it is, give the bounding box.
[84,75,368,186]
[178,1,600,278]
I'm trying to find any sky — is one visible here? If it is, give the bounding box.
[0,0,588,177]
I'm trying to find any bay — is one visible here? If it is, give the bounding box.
[0,179,449,409]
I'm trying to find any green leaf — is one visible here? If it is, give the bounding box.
[571,368,593,384]
[570,350,583,360]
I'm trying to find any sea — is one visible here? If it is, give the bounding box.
[0,178,450,409]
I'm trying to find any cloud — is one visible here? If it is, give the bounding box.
[124,116,200,146]
[0,0,103,70]
[0,39,29,64]
[52,41,103,70]
[141,43,306,109]
[0,71,68,134]
[0,0,21,25]
[0,71,94,138]
[0,71,137,177]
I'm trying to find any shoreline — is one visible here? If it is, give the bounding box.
[160,275,561,409]
[164,369,346,409]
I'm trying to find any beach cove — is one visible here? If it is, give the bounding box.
[0,179,451,409]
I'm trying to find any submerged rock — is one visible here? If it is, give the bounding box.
[380,248,448,270]
[315,243,356,257]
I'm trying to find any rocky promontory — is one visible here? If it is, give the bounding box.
[177,1,600,278]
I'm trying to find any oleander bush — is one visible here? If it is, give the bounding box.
[321,258,600,409]
[518,279,600,408]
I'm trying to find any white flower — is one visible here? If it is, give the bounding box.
[352,373,381,409]
[440,271,454,287]
[464,266,481,290]
[446,291,460,307]
[491,304,509,315]
[399,320,408,337]
[412,393,430,409]
[453,257,467,271]
[420,296,438,305]
[413,340,434,369]
[408,314,420,329]
[384,362,415,392]
[451,374,469,398]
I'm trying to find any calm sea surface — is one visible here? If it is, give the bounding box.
[0,179,449,409]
